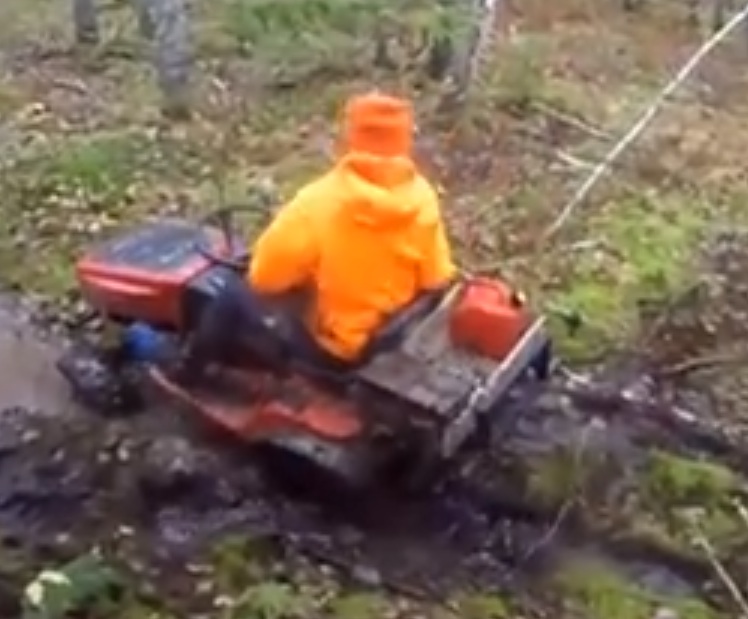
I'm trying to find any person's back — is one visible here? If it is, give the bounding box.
[249,93,456,360]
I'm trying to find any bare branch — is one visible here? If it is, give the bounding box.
[692,525,748,618]
[543,3,748,241]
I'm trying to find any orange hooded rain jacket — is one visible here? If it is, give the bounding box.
[248,93,456,360]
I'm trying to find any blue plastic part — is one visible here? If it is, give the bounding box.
[122,322,173,363]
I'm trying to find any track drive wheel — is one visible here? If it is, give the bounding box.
[391,429,445,496]
[254,434,376,502]
[57,344,144,414]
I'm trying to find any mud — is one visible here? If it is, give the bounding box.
[0,385,719,612]
[0,299,72,411]
[0,292,739,615]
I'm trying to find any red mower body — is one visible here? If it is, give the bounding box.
[64,216,552,489]
[75,219,227,329]
[150,366,364,443]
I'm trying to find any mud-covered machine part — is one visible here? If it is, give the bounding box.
[58,213,553,491]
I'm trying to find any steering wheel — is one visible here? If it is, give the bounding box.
[194,206,253,271]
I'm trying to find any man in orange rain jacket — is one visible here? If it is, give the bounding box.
[182,92,457,376]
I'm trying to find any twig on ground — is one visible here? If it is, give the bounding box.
[514,418,600,566]
[515,124,643,183]
[639,281,705,346]
[655,352,748,379]
[732,499,748,530]
[542,2,748,241]
[552,149,596,170]
[286,537,437,602]
[691,526,748,618]
[531,100,612,141]
[50,78,91,96]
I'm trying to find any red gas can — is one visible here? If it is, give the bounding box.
[449,278,529,360]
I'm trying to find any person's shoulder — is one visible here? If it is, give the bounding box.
[290,170,342,207]
[410,171,440,199]
[278,171,336,214]
[408,174,443,224]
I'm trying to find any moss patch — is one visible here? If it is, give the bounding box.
[328,591,387,619]
[554,559,723,619]
[640,451,748,555]
[454,592,510,619]
[544,190,709,361]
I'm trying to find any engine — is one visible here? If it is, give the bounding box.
[75,219,231,331]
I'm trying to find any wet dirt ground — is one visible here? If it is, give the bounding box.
[0,254,744,616]
[0,300,73,412]
[0,350,722,616]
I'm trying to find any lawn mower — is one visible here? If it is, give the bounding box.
[57,206,553,491]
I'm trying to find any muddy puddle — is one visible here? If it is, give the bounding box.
[0,300,73,411]
[0,295,735,615]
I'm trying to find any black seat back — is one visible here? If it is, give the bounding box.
[359,285,452,361]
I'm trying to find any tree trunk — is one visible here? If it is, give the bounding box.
[147,0,193,119]
[131,0,156,39]
[72,0,100,45]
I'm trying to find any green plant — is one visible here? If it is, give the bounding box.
[22,554,121,619]
[227,581,310,619]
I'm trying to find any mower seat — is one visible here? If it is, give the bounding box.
[216,279,452,390]
[357,285,452,362]
[259,286,449,387]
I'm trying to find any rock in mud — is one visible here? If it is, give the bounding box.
[0,407,41,456]
[139,437,214,501]
[350,564,382,588]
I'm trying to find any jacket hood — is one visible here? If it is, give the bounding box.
[334,152,428,228]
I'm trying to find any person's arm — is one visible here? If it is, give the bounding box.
[248,194,318,295]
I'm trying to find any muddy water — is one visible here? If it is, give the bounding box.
[0,298,73,411]
[0,301,73,412]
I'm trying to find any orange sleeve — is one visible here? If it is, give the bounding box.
[248,194,318,294]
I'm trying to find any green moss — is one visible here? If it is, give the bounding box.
[455,592,510,619]
[641,451,746,552]
[525,447,588,510]
[524,442,615,511]
[672,598,725,619]
[646,452,738,506]
[328,591,387,619]
[209,535,268,594]
[554,559,723,619]
[547,190,707,361]
[556,564,651,619]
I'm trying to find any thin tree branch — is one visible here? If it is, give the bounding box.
[692,527,748,618]
[542,3,748,241]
